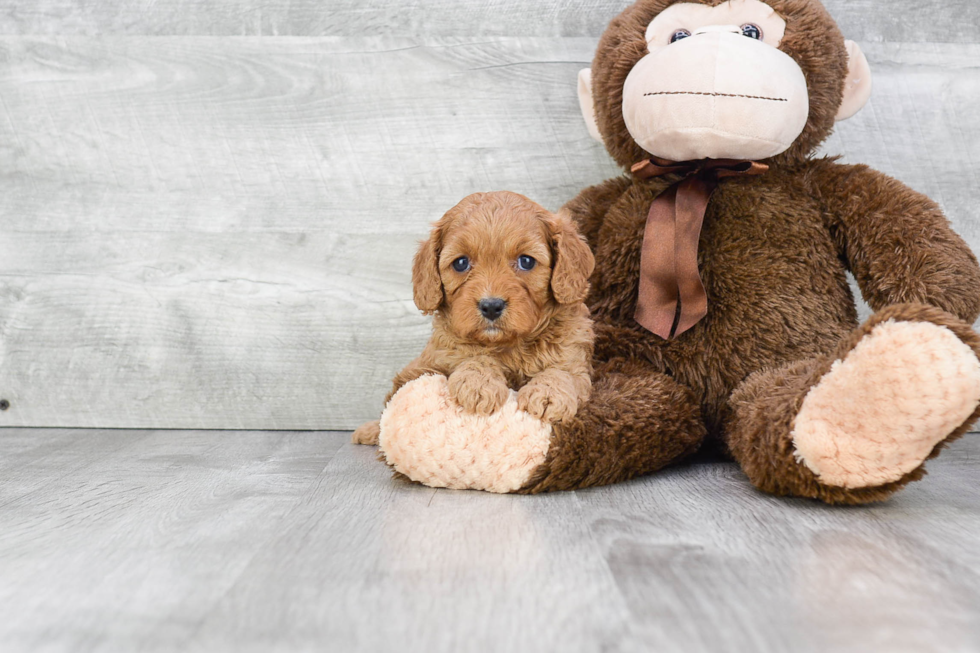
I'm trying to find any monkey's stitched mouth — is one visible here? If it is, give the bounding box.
[644,91,788,102]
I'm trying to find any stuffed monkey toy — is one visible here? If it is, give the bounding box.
[376,0,980,504]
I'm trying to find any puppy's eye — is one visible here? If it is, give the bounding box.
[517,255,536,271]
[740,23,763,39]
[669,29,691,44]
[451,256,470,272]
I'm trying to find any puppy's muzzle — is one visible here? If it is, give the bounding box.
[478,297,507,322]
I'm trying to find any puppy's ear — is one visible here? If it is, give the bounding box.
[549,210,595,304]
[412,226,444,314]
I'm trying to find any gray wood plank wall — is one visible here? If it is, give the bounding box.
[0,1,977,429]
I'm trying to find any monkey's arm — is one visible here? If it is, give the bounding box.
[808,160,980,323]
[560,175,632,248]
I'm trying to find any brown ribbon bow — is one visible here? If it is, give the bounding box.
[631,156,768,340]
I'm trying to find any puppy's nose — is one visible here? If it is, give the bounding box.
[478,297,507,322]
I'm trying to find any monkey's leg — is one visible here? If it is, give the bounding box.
[517,362,706,493]
[725,305,980,505]
[378,363,703,494]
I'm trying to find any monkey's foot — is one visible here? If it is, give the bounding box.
[792,319,980,489]
[378,375,552,493]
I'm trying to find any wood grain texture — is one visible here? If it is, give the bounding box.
[1,428,978,652]
[0,0,977,42]
[0,429,346,652]
[0,37,977,428]
[193,442,631,652]
[583,445,980,653]
[0,37,612,233]
[0,231,431,428]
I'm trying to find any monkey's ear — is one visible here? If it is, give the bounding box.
[577,68,603,142]
[835,40,872,121]
[550,210,596,305]
[412,228,443,314]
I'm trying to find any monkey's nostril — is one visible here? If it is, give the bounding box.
[478,297,507,322]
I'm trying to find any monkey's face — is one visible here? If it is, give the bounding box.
[622,0,809,161]
[580,0,872,167]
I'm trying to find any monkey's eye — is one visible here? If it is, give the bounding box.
[517,255,536,271]
[740,23,763,39]
[669,29,692,44]
[451,256,470,272]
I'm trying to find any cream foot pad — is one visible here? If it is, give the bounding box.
[793,320,980,489]
[378,375,552,493]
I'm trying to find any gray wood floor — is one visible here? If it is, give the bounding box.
[1,428,979,653]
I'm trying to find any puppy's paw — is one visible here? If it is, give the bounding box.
[448,369,509,416]
[517,381,578,423]
[352,419,381,445]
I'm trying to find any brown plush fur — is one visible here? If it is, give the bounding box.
[518,0,980,502]
[352,191,595,445]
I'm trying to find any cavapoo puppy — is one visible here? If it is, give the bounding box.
[352,191,595,445]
